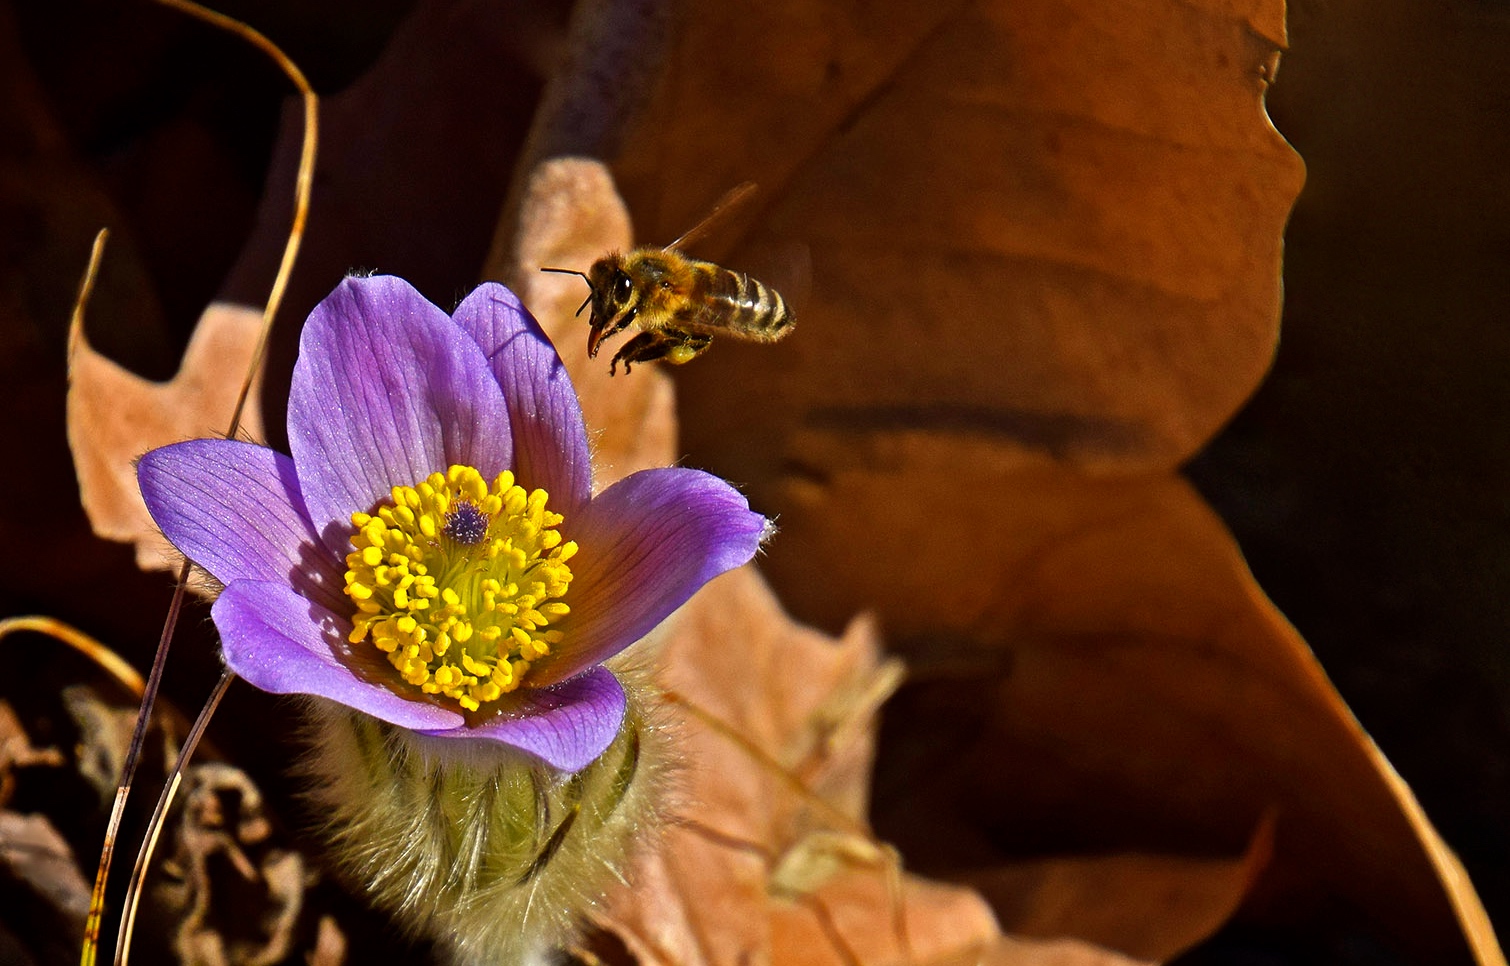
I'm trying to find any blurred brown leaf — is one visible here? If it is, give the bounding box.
[496,0,1496,961]
[617,0,1300,481]
[67,299,265,574]
[966,815,1274,962]
[0,812,91,944]
[852,466,1493,962]
[594,567,1001,966]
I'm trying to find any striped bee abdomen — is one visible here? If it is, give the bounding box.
[685,261,794,342]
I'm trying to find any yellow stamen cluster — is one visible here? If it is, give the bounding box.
[343,465,576,712]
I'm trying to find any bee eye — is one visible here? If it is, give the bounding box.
[614,274,633,301]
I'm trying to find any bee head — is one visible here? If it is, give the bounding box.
[542,256,642,360]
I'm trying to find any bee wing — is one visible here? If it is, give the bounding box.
[738,238,812,317]
[666,181,761,253]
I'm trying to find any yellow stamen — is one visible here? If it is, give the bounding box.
[342,465,575,711]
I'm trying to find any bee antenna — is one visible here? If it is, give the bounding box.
[539,267,595,317]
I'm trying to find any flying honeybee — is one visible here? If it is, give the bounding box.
[542,183,798,375]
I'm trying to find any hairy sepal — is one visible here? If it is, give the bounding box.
[296,670,666,965]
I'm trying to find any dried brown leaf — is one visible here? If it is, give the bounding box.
[596,566,1001,966]
[615,0,1303,482]
[0,811,91,936]
[67,299,265,573]
[966,815,1273,962]
[834,463,1490,962]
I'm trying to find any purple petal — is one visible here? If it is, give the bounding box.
[417,666,626,772]
[450,283,592,515]
[138,439,345,614]
[287,275,513,555]
[528,468,767,686]
[213,580,465,732]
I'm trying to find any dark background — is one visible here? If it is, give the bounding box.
[2,0,1507,962]
[1191,0,1510,952]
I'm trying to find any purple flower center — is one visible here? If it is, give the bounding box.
[443,502,489,544]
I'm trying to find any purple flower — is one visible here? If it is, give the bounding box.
[138,275,766,771]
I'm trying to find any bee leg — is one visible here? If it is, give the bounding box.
[609,331,711,375]
[664,332,713,366]
[609,333,666,375]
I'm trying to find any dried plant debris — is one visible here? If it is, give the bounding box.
[151,762,328,966]
[4,678,336,966]
[0,700,65,807]
[61,683,175,807]
[0,811,92,965]
[0,699,82,966]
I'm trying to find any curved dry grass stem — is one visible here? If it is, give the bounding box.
[78,559,190,966]
[0,616,146,698]
[155,0,318,437]
[0,616,195,742]
[66,226,176,966]
[78,4,318,965]
[116,670,235,966]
